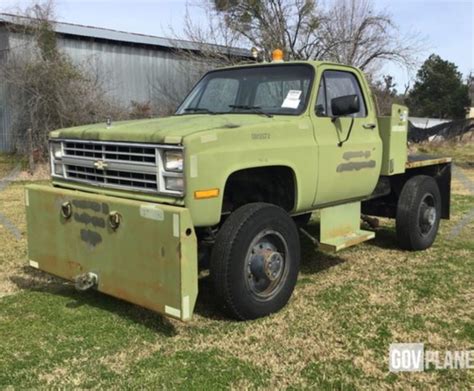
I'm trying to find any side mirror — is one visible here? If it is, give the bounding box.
[331,94,360,117]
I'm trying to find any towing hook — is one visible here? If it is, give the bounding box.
[61,201,73,219]
[74,272,98,291]
[108,211,121,230]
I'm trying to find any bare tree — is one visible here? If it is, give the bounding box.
[317,0,422,72]
[369,74,404,115]
[186,0,423,71]
[212,0,320,60]
[0,1,123,157]
[151,4,249,114]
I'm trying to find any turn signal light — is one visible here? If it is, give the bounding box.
[194,188,219,199]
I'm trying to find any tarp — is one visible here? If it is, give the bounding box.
[408,118,474,143]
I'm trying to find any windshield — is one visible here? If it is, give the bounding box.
[176,64,314,116]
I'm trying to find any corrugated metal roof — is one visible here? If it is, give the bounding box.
[0,13,250,57]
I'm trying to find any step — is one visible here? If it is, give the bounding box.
[319,229,375,252]
[319,201,375,252]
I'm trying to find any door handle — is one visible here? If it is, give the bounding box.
[363,123,376,129]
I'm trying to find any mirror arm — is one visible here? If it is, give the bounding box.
[337,117,355,147]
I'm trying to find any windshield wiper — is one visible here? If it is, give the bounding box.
[228,105,273,118]
[183,107,216,114]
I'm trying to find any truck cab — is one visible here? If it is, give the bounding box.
[26,58,452,321]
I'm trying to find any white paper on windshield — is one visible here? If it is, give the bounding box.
[281,90,302,109]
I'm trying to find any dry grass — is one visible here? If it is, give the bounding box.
[414,139,474,169]
[0,152,473,389]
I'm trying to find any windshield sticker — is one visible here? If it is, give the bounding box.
[281,90,302,109]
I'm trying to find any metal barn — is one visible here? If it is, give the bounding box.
[0,13,248,152]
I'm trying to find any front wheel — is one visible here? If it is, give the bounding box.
[210,203,300,320]
[396,175,441,251]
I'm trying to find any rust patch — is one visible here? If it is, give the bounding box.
[67,261,83,273]
[406,157,452,169]
[343,150,371,160]
[80,229,102,247]
[327,225,354,238]
[74,212,106,228]
[337,160,376,172]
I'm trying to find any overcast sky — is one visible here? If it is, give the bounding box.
[0,0,472,90]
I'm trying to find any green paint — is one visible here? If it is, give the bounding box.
[27,60,415,319]
[25,184,197,321]
[378,104,408,175]
[319,201,375,251]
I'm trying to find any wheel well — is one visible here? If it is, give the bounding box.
[362,163,452,219]
[222,166,296,214]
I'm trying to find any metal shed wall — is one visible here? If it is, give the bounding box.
[0,26,11,152]
[57,35,194,106]
[0,32,203,152]
[0,14,249,152]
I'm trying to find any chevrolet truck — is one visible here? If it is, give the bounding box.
[25,55,452,321]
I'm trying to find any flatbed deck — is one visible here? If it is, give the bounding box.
[406,154,452,169]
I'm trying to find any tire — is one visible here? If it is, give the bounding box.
[396,175,441,251]
[210,203,300,320]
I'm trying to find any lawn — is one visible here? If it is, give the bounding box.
[0,153,473,389]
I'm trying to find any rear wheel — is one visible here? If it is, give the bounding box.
[210,203,300,320]
[396,175,441,250]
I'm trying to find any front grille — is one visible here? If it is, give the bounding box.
[51,139,183,195]
[64,141,157,164]
[66,165,158,191]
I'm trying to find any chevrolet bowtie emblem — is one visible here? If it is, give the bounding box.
[94,160,108,170]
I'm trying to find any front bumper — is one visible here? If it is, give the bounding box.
[25,184,198,321]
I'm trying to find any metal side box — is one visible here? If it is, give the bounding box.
[25,184,198,321]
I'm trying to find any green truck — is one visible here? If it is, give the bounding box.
[25,59,452,321]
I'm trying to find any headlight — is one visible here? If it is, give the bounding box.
[165,177,184,192]
[50,141,65,178]
[50,142,63,159]
[164,151,183,172]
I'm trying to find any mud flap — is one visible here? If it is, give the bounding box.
[25,184,198,321]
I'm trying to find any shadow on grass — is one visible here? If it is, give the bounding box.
[364,227,400,250]
[10,266,177,337]
[193,275,231,321]
[299,222,347,275]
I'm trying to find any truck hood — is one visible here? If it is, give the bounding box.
[51,114,279,144]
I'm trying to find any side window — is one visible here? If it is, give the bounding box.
[197,78,239,112]
[316,71,367,117]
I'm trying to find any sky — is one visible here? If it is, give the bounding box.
[0,0,472,90]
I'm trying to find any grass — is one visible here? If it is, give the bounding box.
[416,141,474,169]
[0,153,473,389]
[0,154,27,177]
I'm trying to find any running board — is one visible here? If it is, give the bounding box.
[319,201,375,252]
